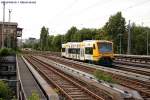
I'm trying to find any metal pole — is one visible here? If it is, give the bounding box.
[21,35,22,49]
[127,20,131,54]
[9,9,12,22]
[2,2,5,48]
[8,9,12,48]
[147,31,149,55]
[119,34,122,54]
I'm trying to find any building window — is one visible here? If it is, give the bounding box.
[10,29,14,33]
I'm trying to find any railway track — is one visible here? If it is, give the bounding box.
[114,60,150,69]
[114,55,150,69]
[112,63,150,76]
[24,55,112,100]
[41,54,150,100]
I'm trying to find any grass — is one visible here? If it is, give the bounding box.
[93,70,115,83]
[28,91,40,100]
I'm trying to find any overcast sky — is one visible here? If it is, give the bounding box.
[0,0,150,39]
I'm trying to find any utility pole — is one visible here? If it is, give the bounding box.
[147,31,149,55]
[120,34,122,54]
[1,2,5,48]
[127,20,131,55]
[7,9,12,48]
[118,34,122,54]
[9,9,12,22]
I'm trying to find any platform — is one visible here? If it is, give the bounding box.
[17,56,46,100]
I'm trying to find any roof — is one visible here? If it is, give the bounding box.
[17,27,23,31]
[0,22,18,26]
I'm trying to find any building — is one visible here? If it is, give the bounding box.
[0,22,22,49]
[25,37,39,45]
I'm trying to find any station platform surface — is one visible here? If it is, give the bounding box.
[17,56,46,100]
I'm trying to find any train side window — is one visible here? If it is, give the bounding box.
[85,47,93,54]
[68,48,71,53]
[77,48,80,54]
[62,48,65,52]
[93,44,95,49]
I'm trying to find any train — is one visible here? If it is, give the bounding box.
[61,40,114,66]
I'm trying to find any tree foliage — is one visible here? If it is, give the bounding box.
[51,35,62,51]
[130,24,150,54]
[65,26,78,42]
[40,26,49,51]
[0,81,12,100]
[104,12,126,53]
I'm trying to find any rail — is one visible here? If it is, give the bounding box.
[114,54,150,63]
[16,56,27,100]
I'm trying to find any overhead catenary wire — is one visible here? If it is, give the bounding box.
[121,0,150,11]
[49,0,150,35]
[80,0,150,27]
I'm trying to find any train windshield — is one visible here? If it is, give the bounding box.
[98,42,112,52]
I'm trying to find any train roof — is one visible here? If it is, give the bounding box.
[83,40,112,43]
[62,40,112,45]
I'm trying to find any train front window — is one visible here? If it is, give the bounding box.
[98,42,112,52]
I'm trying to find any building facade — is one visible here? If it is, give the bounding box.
[0,22,22,49]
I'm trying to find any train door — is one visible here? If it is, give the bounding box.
[80,48,85,61]
[66,48,68,58]
[77,48,80,60]
[84,47,93,61]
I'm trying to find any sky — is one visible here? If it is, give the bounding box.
[0,0,150,39]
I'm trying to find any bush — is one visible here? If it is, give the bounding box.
[0,48,16,56]
[0,81,12,100]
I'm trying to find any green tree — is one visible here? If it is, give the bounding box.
[64,26,78,42]
[47,35,54,51]
[51,35,62,51]
[78,28,94,40]
[72,32,82,42]
[40,26,49,51]
[72,28,97,42]
[104,12,126,53]
[93,29,108,40]
[130,24,150,54]
[33,43,40,50]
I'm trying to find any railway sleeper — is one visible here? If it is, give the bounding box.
[65,87,80,90]
[70,94,88,96]
[73,97,91,100]
[66,90,85,94]
[62,85,78,88]
[70,95,90,99]
[65,89,82,92]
